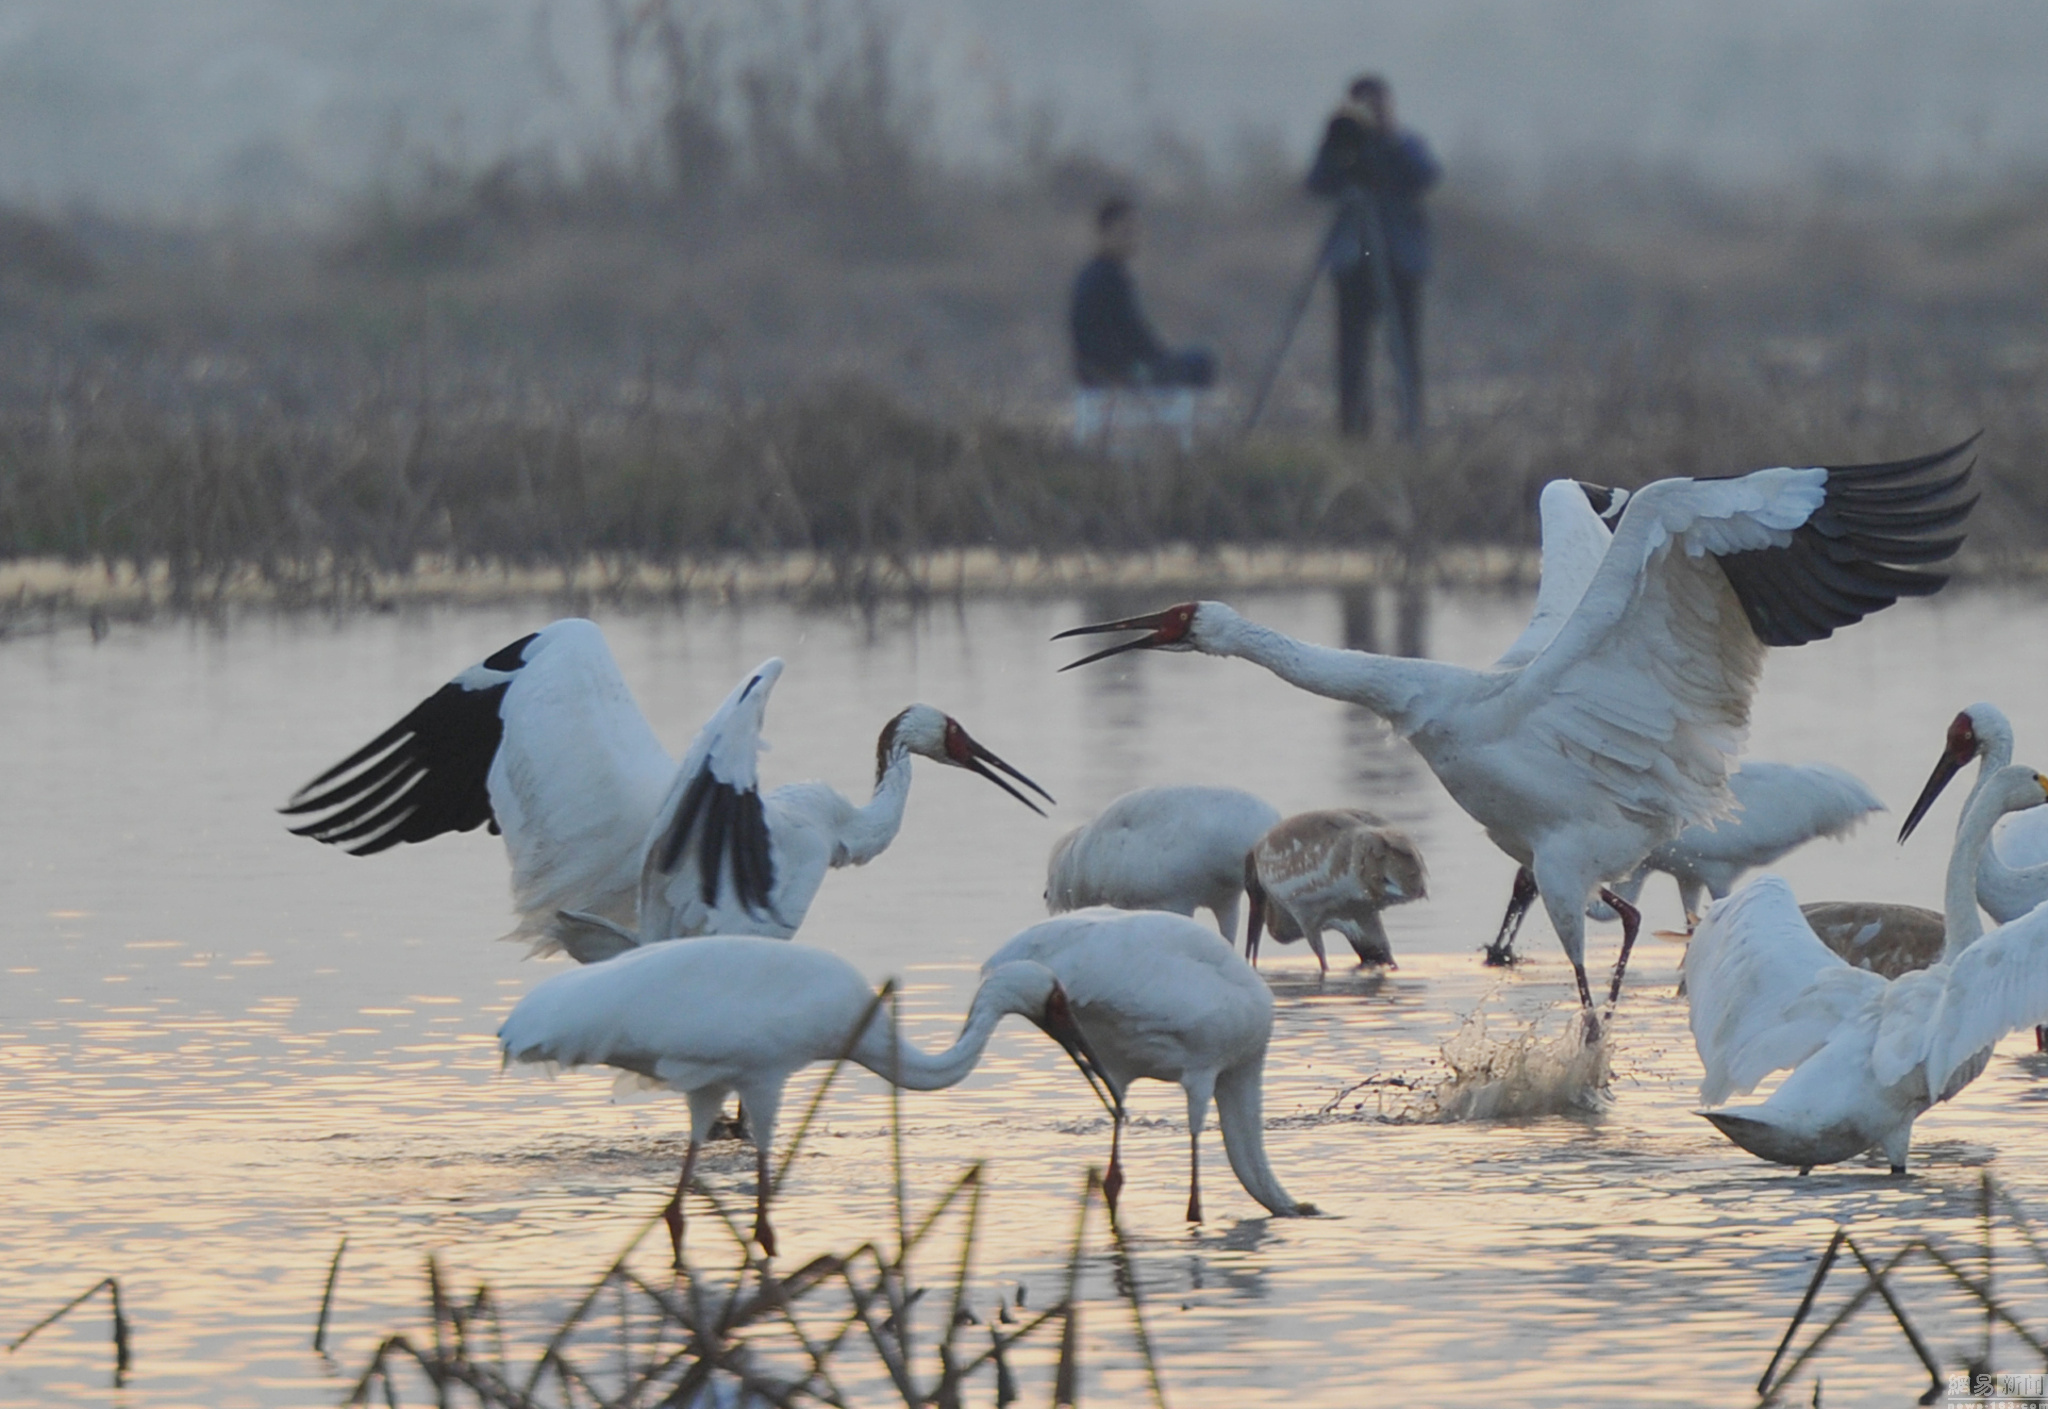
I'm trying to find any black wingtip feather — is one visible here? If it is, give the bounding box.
[1711,438,1977,648]
[281,670,520,852]
[652,763,778,921]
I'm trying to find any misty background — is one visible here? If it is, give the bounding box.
[3,1,2045,213]
[0,0,2041,609]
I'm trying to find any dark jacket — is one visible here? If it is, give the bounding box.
[1069,253,1167,387]
[1306,109,1440,278]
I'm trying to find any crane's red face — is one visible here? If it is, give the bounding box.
[938,716,1056,815]
[1052,603,1200,671]
[1899,708,1984,843]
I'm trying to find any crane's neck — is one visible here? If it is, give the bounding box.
[1944,780,2014,959]
[1196,605,1466,734]
[1964,731,2048,927]
[1213,1062,1306,1217]
[849,983,1012,1091]
[836,753,914,867]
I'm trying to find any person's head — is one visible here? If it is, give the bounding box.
[1096,197,1139,259]
[1347,74,1391,130]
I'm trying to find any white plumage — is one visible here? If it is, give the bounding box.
[1898,702,2048,924]
[984,908,1314,1222]
[499,936,1103,1259]
[1059,446,1976,1029]
[1244,809,1428,970]
[620,659,1053,949]
[284,619,680,950]
[1044,785,1280,943]
[1596,761,1885,923]
[1491,477,1627,670]
[1687,765,2048,1173]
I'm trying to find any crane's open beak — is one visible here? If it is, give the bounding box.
[1052,603,1196,671]
[948,726,1056,815]
[1035,987,1122,1122]
[1898,742,1972,843]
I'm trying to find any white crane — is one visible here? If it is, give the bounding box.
[1894,701,2048,1050]
[1056,443,1977,1033]
[284,631,1050,953]
[604,658,1051,951]
[1591,761,1885,928]
[1243,809,1428,970]
[283,619,678,949]
[984,908,1315,1222]
[499,936,1108,1261]
[1687,765,2048,1173]
[1898,702,2048,924]
[1044,785,1279,943]
[1496,482,1888,961]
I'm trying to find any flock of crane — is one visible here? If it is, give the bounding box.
[279,434,2048,1263]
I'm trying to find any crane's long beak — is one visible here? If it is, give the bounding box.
[1036,988,1122,1122]
[1898,746,1970,843]
[1052,606,1185,671]
[953,730,1056,815]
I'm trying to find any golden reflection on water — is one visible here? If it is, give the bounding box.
[8,593,2048,1405]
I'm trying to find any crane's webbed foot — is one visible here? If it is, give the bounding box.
[1483,868,1537,967]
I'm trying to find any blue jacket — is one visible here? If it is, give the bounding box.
[1306,112,1440,279]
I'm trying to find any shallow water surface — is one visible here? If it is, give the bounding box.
[8,589,2048,1406]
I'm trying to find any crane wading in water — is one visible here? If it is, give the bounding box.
[985,908,1315,1223]
[287,635,1052,957]
[561,658,1053,957]
[1055,443,1978,1034]
[1896,701,2048,1048]
[1044,785,1281,944]
[1687,767,2048,1173]
[1244,809,1428,970]
[499,936,1112,1262]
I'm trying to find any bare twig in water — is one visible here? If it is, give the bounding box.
[314,1235,348,1354]
[6,1276,130,1387]
[340,1026,1174,1406]
[1759,1178,2048,1405]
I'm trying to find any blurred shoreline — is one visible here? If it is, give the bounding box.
[6,539,2044,634]
[0,5,2040,615]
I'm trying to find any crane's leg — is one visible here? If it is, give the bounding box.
[2037,1026,2047,1053]
[1599,888,1642,1009]
[1186,1126,1204,1224]
[1103,1115,1126,1214]
[664,1137,702,1270]
[753,1138,778,1259]
[1306,929,1330,974]
[1484,868,1538,966]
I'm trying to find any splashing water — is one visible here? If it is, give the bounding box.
[1408,1004,1614,1122]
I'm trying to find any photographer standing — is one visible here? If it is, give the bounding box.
[1307,75,1439,439]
